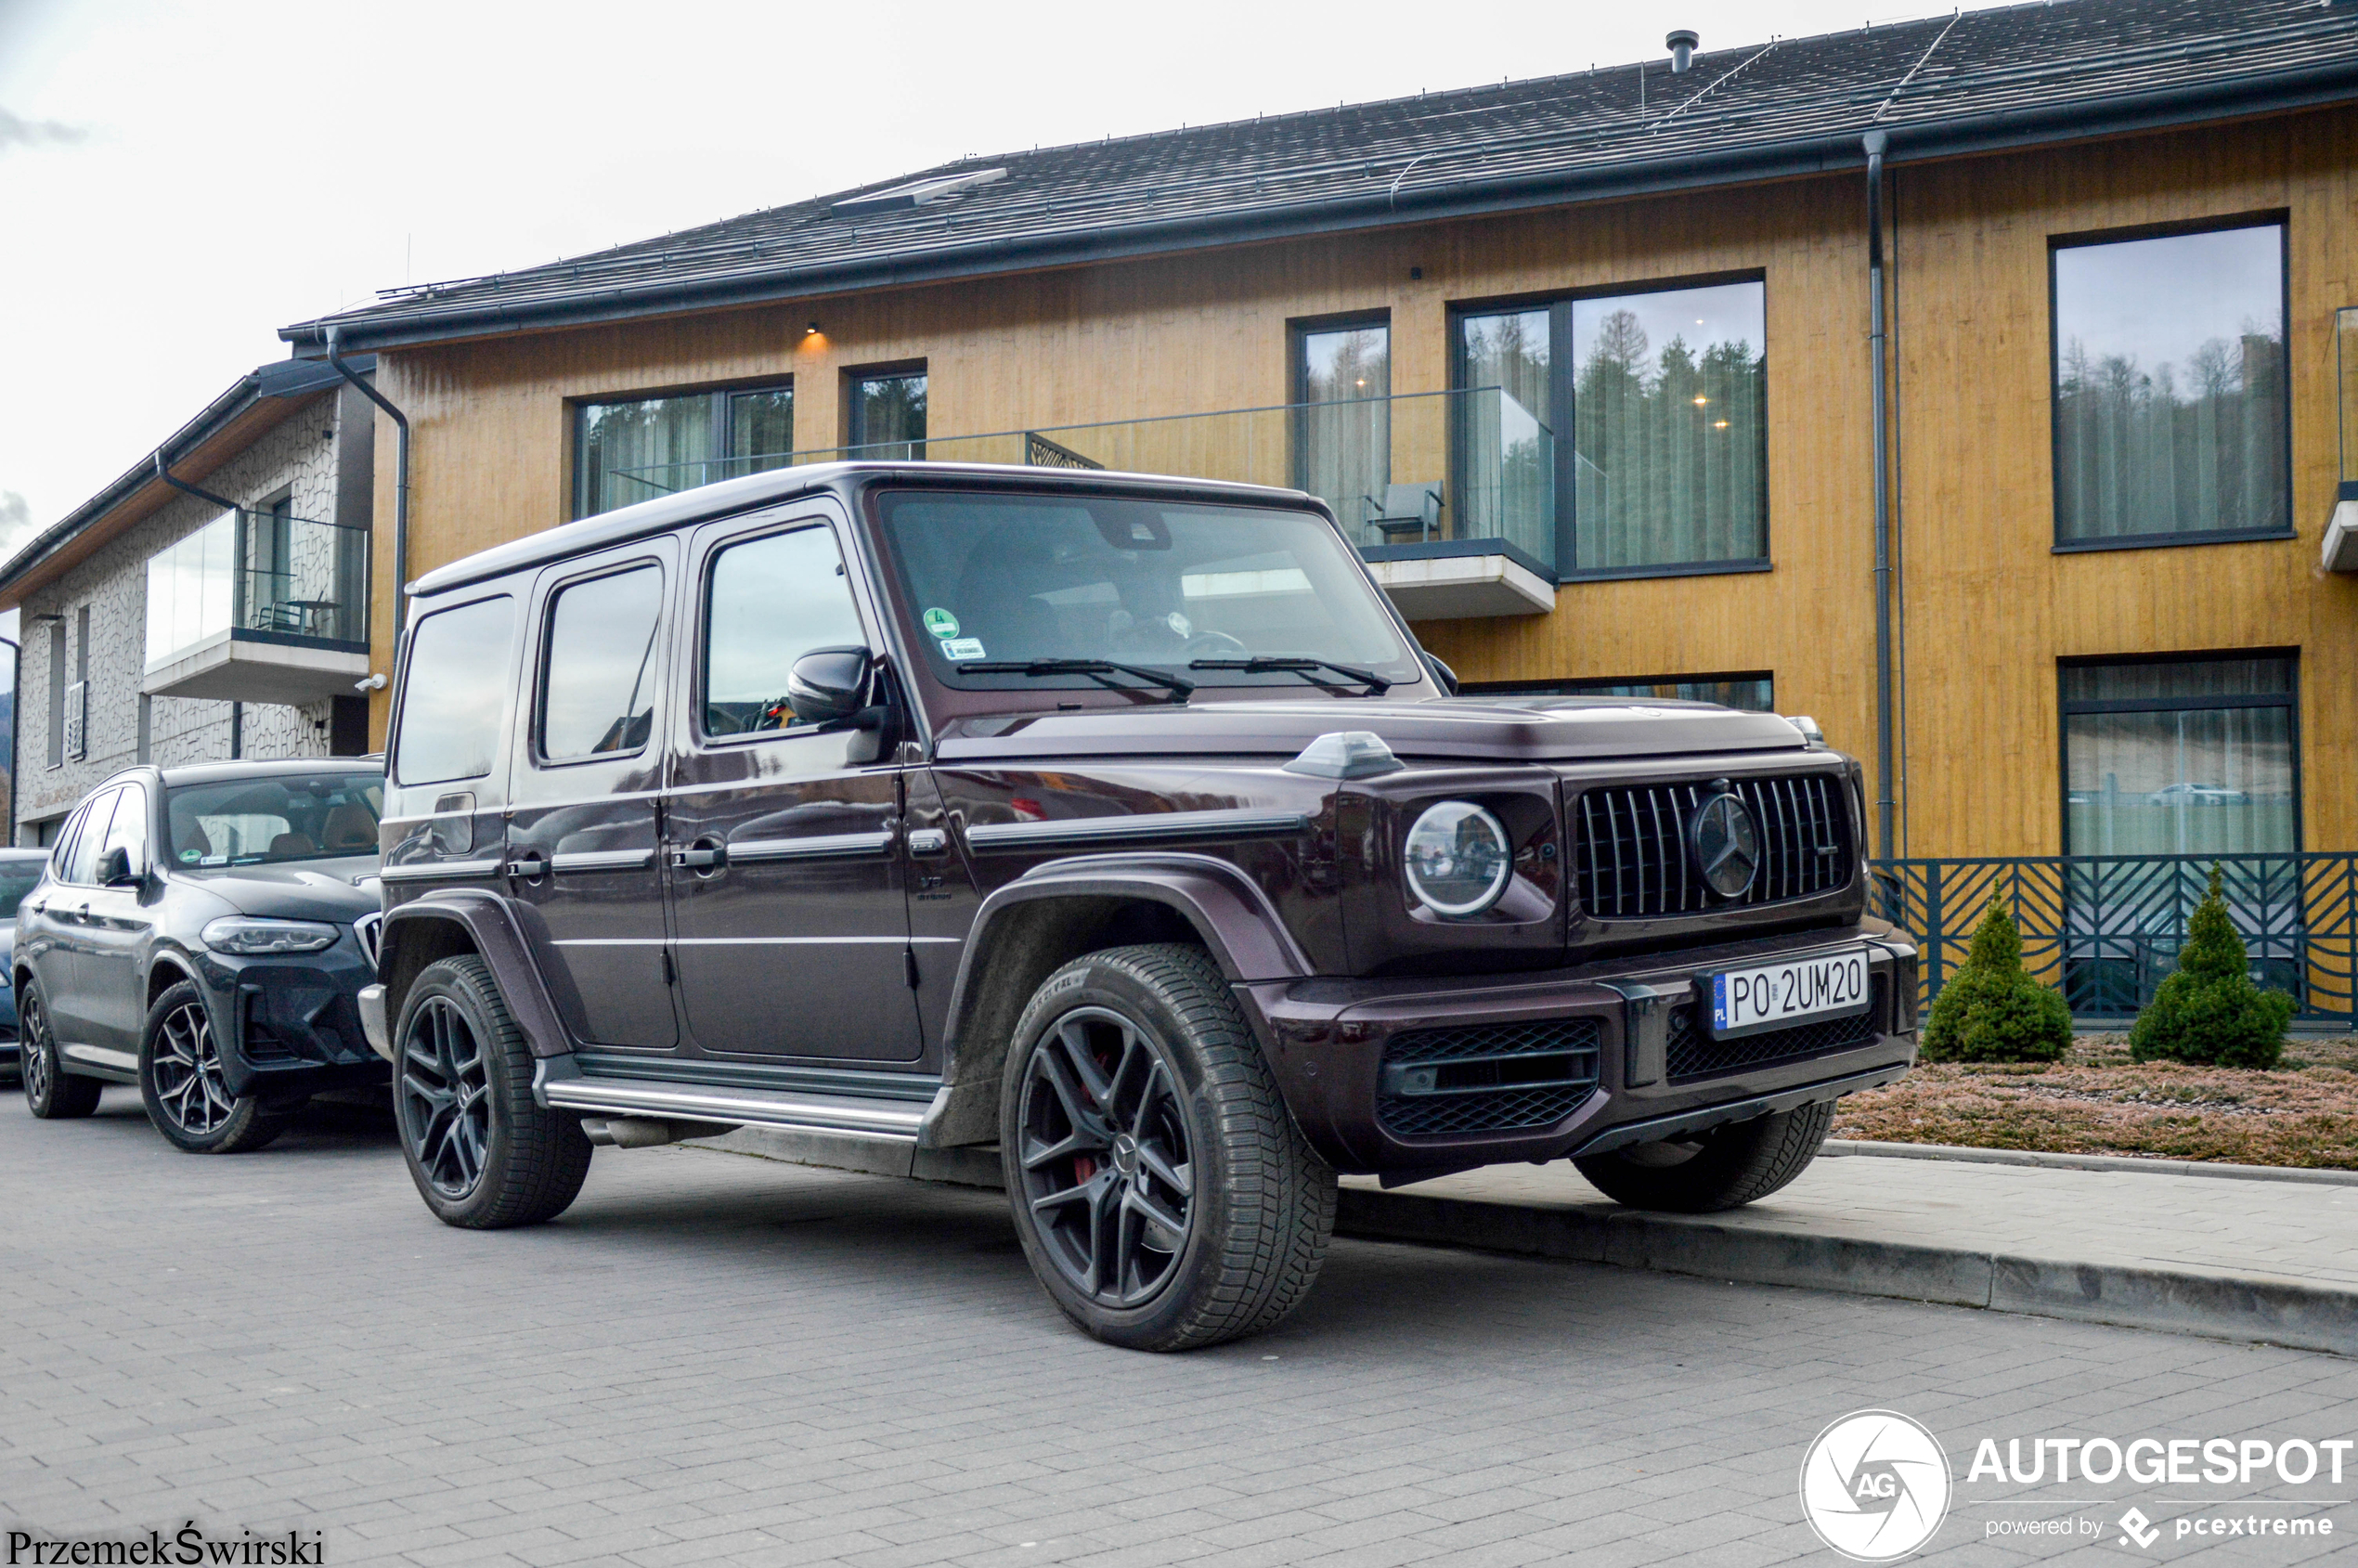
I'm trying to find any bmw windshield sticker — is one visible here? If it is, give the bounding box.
[922,607,960,640]
[941,638,986,661]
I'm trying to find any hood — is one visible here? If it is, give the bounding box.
[171,856,382,920]
[933,695,1813,766]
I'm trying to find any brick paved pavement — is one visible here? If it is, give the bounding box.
[4,1088,2355,1567]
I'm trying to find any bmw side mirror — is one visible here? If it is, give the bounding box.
[98,846,140,888]
[785,645,874,728]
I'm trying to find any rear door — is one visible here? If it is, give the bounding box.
[27,790,112,1051]
[664,511,923,1063]
[503,540,679,1051]
[382,593,522,902]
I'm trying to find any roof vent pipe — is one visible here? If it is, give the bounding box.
[1666,30,1699,73]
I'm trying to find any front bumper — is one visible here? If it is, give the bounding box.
[1243,921,1918,1176]
[192,945,389,1100]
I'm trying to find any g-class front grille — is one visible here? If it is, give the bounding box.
[1572,775,1851,919]
[1376,1017,1602,1138]
[1664,977,1887,1082]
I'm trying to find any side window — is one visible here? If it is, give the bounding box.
[538,565,665,763]
[99,784,149,878]
[702,527,865,738]
[60,789,120,886]
[395,596,516,785]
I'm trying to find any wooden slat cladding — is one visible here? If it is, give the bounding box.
[1574,775,1850,918]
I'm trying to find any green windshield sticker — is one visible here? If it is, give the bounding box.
[922,607,960,640]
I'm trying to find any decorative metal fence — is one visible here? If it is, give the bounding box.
[1872,853,2358,1027]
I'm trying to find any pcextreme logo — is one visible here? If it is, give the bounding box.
[1799,1410,1954,1562]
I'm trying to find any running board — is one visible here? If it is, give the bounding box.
[535,1057,927,1140]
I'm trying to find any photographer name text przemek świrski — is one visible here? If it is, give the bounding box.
[6,1523,323,1565]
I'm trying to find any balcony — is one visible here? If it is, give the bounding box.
[2326,305,2358,571]
[143,507,370,706]
[605,387,1559,620]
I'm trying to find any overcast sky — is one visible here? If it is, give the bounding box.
[0,0,1959,557]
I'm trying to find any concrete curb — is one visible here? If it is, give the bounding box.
[1821,1138,2358,1186]
[687,1132,2357,1356]
[1331,1185,2358,1357]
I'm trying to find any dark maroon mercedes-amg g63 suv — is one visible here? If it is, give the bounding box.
[362,462,1917,1350]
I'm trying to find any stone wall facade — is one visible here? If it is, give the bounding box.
[15,384,374,843]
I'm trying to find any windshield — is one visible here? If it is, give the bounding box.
[165,772,385,868]
[0,867,41,915]
[875,492,1418,693]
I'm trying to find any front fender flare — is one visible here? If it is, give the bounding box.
[378,889,579,1059]
[922,851,1313,1148]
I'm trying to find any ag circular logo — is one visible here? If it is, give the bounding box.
[1798,1409,1951,1562]
[1689,791,1760,899]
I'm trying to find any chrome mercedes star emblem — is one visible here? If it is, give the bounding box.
[1690,792,1760,899]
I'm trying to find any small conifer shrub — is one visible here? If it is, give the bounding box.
[1918,899,2073,1063]
[2129,865,2293,1069]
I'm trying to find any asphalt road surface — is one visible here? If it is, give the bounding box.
[3,1087,2352,1566]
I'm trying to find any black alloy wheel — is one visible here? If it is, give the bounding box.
[393,955,590,1228]
[400,993,492,1199]
[19,979,100,1121]
[138,980,291,1153]
[1017,1005,1198,1309]
[1000,943,1336,1352]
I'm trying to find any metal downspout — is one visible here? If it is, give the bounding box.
[322,326,411,647]
[1864,130,1896,864]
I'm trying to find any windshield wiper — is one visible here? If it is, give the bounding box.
[963,658,1194,703]
[1188,655,1391,695]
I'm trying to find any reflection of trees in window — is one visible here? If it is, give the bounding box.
[2055,327,2286,541]
[854,374,927,458]
[1573,309,1766,570]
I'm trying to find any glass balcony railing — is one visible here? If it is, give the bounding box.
[146,507,369,670]
[602,386,1559,577]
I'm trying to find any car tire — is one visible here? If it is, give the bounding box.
[19,978,101,1121]
[138,980,293,1154]
[1000,942,1336,1352]
[1572,1099,1835,1213]
[394,954,591,1229]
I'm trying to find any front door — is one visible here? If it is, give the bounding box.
[78,779,159,1052]
[665,513,922,1063]
[503,542,678,1051]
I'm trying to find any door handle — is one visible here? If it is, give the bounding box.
[75,902,89,925]
[906,828,949,856]
[669,843,726,871]
[506,852,549,880]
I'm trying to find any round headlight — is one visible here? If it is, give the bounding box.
[1404,801,1513,917]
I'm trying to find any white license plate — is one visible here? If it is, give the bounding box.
[1705,948,1872,1039]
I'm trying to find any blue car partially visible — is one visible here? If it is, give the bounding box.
[0,849,53,1080]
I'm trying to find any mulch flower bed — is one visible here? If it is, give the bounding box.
[1829,1034,2358,1169]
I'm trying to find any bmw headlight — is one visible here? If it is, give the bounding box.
[1403,801,1513,917]
[200,916,341,955]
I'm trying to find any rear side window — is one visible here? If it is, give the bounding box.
[538,564,664,762]
[702,527,864,737]
[396,596,516,785]
[59,788,120,886]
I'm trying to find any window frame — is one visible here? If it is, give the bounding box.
[691,517,876,750]
[569,379,795,521]
[1288,312,1393,523]
[2054,648,2302,854]
[1451,269,1771,583]
[531,557,668,770]
[843,363,929,455]
[2046,213,2294,555]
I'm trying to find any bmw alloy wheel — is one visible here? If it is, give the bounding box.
[149,996,233,1136]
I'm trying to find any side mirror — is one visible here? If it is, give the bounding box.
[786,645,874,728]
[98,846,140,888]
[1422,652,1459,695]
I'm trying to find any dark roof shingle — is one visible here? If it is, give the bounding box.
[285,0,2358,350]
